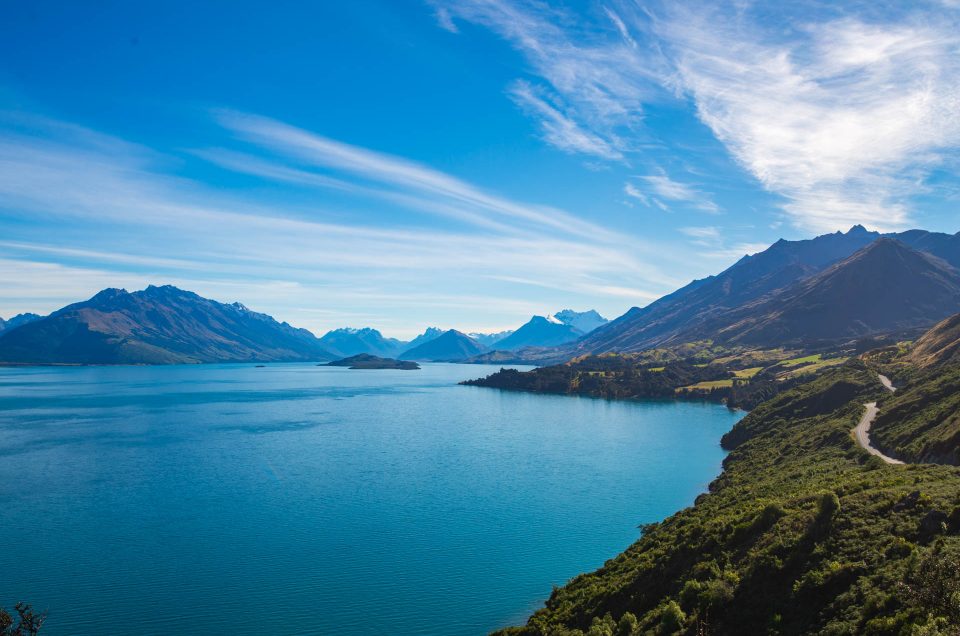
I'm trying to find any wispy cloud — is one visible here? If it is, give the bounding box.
[656,5,960,232]
[509,80,624,160]
[436,0,960,232]
[0,112,682,335]
[626,170,719,213]
[428,0,664,161]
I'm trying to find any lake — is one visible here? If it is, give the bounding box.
[0,363,744,635]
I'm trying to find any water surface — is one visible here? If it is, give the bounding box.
[0,363,744,634]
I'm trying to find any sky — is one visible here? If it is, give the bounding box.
[1,1,959,338]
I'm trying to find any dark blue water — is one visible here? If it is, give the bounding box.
[0,363,743,635]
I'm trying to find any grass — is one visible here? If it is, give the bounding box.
[781,357,847,377]
[780,353,824,367]
[734,366,764,379]
[677,379,734,391]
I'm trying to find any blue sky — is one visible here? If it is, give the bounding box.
[1,1,959,338]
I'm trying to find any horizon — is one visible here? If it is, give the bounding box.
[2,224,954,341]
[4,2,960,338]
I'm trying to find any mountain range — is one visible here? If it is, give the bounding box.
[0,285,333,364]
[2,227,959,366]
[318,327,406,359]
[398,329,486,361]
[571,226,960,355]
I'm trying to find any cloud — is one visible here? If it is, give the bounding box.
[623,182,650,206]
[0,112,683,335]
[437,0,960,232]
[428,0,664,160]
[626,170,719,213]
[509,80,624,160]
[656,5,960,232]
[679,226,721,246]
[216,110,621,242]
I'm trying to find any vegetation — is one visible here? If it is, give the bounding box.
[1,604,44,635]
[871,364,960,465]
[463,347,852,410]
[494,361,960,635]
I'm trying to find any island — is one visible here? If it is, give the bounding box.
[323,354,420,370]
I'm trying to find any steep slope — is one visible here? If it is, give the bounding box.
[575,226,960,354]
[493,316,583,351]
[496,362,960,635]
[909,313,960,368]
[714,239,960,347]
[553,309,608,334]
[399,329,485,361]
[318,327,404,358]
[0,285,333,364]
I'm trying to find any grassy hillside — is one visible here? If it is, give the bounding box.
[870,365,960,465]
[494,361,960,635]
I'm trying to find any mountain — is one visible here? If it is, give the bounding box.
[575,227,960,354]
[0,285,333,364]
[704,238,960,347]
[493,315,584,351]
[909,312,960,368]
[0,313,42,333]
[468,330,514,348]
[318,327,404,358]
[404,327,444,351]
[399,329,485,361]
[553,309,608,334]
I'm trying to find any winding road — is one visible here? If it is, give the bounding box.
[852,374,904,465]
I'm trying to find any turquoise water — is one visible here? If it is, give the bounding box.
[0,363,743,635]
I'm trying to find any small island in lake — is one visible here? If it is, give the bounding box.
[324,354,420,370]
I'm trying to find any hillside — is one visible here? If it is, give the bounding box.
[575,227,960,355]
[712,238,960,347]
[399,329,485,361]
[318,327,405,358]
[910,313,960,368]
[0,285,333,364]
[495,360,960,635]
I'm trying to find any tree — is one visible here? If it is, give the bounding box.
[0,603,45,635]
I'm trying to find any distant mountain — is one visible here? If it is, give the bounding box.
[399,329,485,361]
[553,309,607,334]
[0,313,42,333]
[576,226,960,354]
[468,330,514,348]
[493,315,583,351]
[404,327,444,351]
[318,327,405,358]
[0,285,334,364]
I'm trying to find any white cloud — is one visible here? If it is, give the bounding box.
[679,226,721,245]
[623,182,650,206]
[628,171,719,213]
[657,6,960,232]
[428,0,664,160]
[509,80,624,160]
[0,113,684,335]
[437,0,960,232]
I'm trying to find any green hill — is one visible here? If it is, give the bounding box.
[495,359,960,635]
